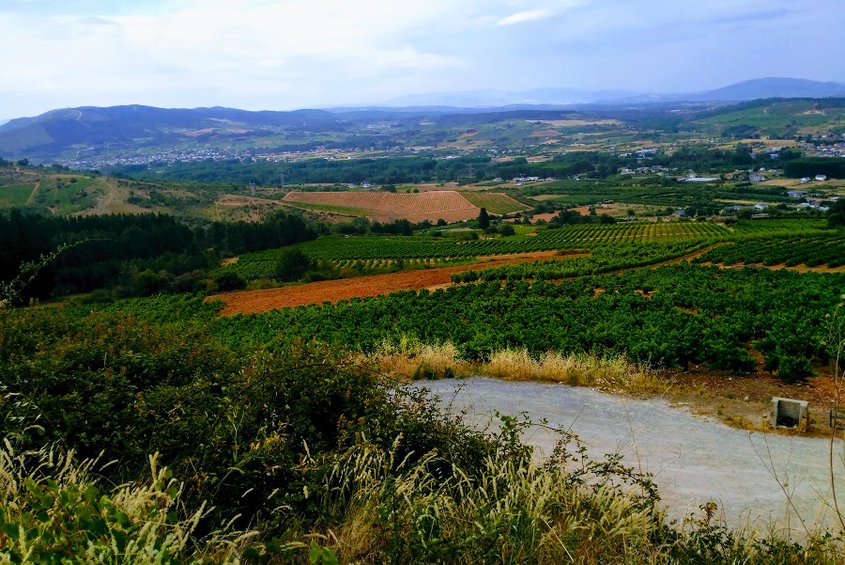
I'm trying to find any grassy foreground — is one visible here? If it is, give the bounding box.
[1,304,844,563]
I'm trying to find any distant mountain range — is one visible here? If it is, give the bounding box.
[1,77,843,164]
[382,78,845,107]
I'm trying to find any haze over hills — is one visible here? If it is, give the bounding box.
[383,78,845,108]
[1,77,844,166]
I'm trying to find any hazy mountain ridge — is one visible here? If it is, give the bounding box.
[1,77,844,164]
[383,78,845,107]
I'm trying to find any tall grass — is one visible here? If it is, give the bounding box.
[486,348,667,395]
[2,433,843,563]
[373,338,472,380]
[296,433,844,564]
[373,340,668,396]
[0,442,255,563]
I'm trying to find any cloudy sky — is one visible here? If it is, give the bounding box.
[1,0,844,119]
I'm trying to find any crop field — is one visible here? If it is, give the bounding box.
[283,190,480,222]
[459,191,530,214]
[223,221,731,279]
[31,177,102,215]
[453,241,714,282]
[695,100,845,135]
[0,183,35,207]
[730,217,829,236]
[695,232,845,268]
[214,251,562,314]
[213,264,845,381]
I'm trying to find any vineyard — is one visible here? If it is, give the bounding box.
[730,217,829,236]
[695,231,845,268]
[452,241,712,282]
[460,191,531,214]
[117,264,843,382]
[223,221,732,279]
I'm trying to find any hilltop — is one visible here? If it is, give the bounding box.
[2,78,845,166]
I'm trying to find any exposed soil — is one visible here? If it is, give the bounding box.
[212,250,576,315]
[701,261,845,274]
[570,205,615,216]
[282,190,480,223]
[663,366,844,438]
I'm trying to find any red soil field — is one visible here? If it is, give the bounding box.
[213,251,567,315]
[282,190,480,223]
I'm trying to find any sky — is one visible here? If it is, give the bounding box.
[1,0,844,120]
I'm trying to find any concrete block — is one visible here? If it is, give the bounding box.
[771,397,809,431]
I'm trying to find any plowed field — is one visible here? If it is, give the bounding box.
[282,190,480,223]
[213,251,568,315]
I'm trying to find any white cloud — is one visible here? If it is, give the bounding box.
[0,0,843,118]
[498,9,551,26]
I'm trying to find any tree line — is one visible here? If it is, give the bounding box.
[0,210,319,300]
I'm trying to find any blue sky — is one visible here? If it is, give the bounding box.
[1,0,844,119]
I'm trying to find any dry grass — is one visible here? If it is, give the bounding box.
[485,349,668,395]
[373,341,668,396]
[372,339,473,380]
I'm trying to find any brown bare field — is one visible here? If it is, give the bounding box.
[530,212,559,222]
[213,251,568,315]
[570,205,614,216]
[282,190,480,223]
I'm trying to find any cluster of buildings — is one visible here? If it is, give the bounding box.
[619,165,674,175]
[65,146,254,169]
[799,136,845,158]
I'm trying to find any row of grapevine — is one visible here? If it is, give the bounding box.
[452,241,711,283]
[731,218,829,236]
[697,233,845,268]
[211,264,845,381]
[224,221,730,279]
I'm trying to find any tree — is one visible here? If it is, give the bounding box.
[829,199,845,228]
[214,271,246,292]
[498,224,515,236]
[478,208,490,229]
[275,248,314,281]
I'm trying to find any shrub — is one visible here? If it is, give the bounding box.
[213,271,246,291]
[275,248,314,281]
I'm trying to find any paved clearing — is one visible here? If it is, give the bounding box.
[213,251,567,315]
[423,377,845,535]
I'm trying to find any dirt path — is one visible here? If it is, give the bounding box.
[25,181,40,205]
[213,250,573,315]
[78,178,148,216]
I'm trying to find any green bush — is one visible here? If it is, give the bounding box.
[275,248,314,281]
[213,271,246,291]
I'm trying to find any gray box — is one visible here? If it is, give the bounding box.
[771,397,809,431]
